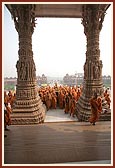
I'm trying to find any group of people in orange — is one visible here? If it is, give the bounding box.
[89,88,111,125]
[38,84,82,117]
[104,89,111,108]
[4,90,16,131]
[4,85,111,130]
[89,93,102,125]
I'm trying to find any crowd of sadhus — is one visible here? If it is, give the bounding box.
[4,90,16,131]
[104,89,111,108]
[4,84,111,130]
[38,84,82,117]
[89,93,102,125]
[4,84,82,131]
[89,88,111,125]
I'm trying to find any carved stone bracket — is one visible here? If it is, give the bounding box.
[10,4,36,34]
[82,4,106,36]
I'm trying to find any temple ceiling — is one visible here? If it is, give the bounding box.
[6,4,110,18]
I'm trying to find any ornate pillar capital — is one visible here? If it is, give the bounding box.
[10,4,36,34]
[82,4,106,36]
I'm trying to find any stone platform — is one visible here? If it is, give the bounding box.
[4,109,112,165]
[44,108,78,123]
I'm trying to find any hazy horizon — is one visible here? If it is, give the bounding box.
[4,74,111,79]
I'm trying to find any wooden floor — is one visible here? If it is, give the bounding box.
[3,121,111,165]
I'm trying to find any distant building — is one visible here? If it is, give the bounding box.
[75,73,84,77]
[63,73,77,86]
[102,75,111,83]
[4,75,48,89]
[4,77,17,86]
[102,75,111,88]
[63,74,111,87]
[4,77,17,91]
[37,74,47,86]
[4,74,111,88]
[75,73,84,85]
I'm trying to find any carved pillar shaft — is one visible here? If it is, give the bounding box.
[76,4,109,121]
[9,5,45,124]
[82,5,104,90]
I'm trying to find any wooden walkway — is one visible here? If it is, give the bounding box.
[4,120,111,165]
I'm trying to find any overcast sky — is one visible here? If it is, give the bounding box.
[3,4,112,78]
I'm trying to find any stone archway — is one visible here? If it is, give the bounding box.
[5,3,111,124]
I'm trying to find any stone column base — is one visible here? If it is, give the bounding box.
[11,98,46,125]
[76,95,111,122]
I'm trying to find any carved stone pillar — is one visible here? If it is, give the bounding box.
[76,4,109,121]
[10,4,46,124]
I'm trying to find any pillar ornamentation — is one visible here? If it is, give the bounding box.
[10,5,46,124]
[76,4,109,121]
[82,4,105,84]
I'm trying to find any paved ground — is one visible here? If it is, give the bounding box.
[3,109,112,166]
[45,108,78,122]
